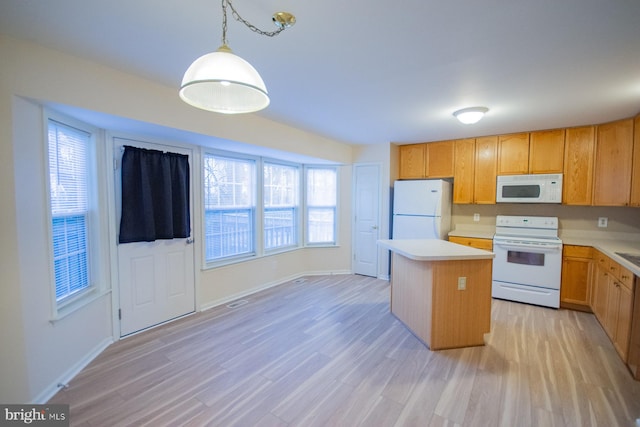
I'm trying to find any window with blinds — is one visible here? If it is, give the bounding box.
[48,119,90,302]
[306,167,337,244]
[264,162,299,251]
[203,154,256,261]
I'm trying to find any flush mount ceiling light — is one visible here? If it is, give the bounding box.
[179,0,296,114]
[453,106,489,124]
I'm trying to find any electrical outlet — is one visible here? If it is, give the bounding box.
[598,217,608,228]
[473,213,480,222]
[458,277,467,290]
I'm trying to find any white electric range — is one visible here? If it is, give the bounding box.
[492,215,563,308]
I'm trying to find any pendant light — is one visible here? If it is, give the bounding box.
[453,106,489,124]
[179,0,295,114]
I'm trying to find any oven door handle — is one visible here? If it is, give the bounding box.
[493,240,561,252]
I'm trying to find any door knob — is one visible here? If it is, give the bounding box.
[186,238,194,244]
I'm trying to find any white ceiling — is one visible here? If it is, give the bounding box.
[2,0,640,146]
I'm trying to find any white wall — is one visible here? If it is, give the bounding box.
[0,35,355,403]
[12,96,114,403]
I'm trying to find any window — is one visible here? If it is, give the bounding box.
[306,167,337,245]
[263,162,299,250]
[48,119,90,303]
[202,153,338,266]
[203,154,256,261]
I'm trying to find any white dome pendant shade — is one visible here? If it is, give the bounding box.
[179,45,270,114]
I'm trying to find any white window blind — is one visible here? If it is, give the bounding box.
[203,154,256,261]
[264,162,299,250]
[48,119,90,302]
[306,167,337,244]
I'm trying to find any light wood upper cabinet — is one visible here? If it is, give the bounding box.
[593,118,634,206]
[474,136,498,204]
[497,133,529,175]
[529,129,565,173]
[425,141,455,178]
[399,144,426,179]
[631,115,640,207]
[398,115,638,207]
[453,139,475,204]
[563,126,596,205]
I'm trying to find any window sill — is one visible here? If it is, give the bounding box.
[305,243,340,249]
[50,289,111,324]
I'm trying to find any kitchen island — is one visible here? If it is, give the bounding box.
[378,239,495,350]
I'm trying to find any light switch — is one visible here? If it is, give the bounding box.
[458,277,467,290]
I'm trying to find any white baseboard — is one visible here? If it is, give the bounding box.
[33,337,113,404]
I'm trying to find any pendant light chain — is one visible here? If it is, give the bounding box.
[221,0,229,44]
[222,0,286,43]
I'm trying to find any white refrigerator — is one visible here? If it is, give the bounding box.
[392,179,452,240]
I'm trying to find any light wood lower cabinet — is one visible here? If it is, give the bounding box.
[592,250,611,324]
[628,277,640,380]
[560,245,592,312]
[591,249,635,362]
[449,236,493,251]
[390,253,492,350]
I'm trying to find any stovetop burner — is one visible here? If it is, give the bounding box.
[616,252,640,269]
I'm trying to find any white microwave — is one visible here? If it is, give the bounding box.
[496,174,563,203]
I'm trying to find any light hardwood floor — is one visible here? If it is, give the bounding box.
[49,274,640,426]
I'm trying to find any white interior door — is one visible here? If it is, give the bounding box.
[114,137,195,337]
[353,164,380,277]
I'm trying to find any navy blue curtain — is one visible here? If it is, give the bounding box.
[119,146,190,243]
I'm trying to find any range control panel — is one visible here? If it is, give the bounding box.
[495,215,558,230]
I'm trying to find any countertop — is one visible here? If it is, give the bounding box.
[560,231,640,276]
[448,226,640,276]
[448,224,495,240]
[378,239,495,262]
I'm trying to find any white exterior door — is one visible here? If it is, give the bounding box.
[114,137,195,337]
[353,164,380,277]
